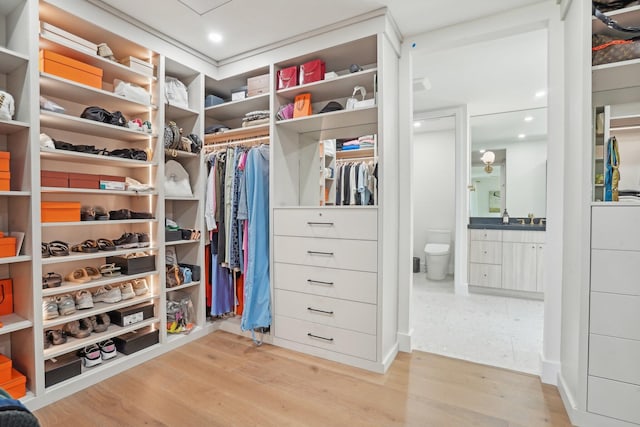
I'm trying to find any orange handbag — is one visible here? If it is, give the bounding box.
[293,93,312,118]
[0,279,13,316]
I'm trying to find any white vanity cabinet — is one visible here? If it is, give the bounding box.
[468,228,545,295]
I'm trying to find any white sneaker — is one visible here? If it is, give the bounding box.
[132,278,149,296]
[120,282,135,300]
[93,285,122,303]
[75,290,94,310]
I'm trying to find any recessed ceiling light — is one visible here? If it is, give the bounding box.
[413,121,422,128]
[479,149,486,153]
[518,134,526,139]
[535,90,546,98]
[208,32,223,43]
[524,116,534,122]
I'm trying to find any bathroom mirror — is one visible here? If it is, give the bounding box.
[470,107,548,218]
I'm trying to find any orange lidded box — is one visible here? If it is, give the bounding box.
[0,369,26,399]
[0,238,16,258]
[0,354,12,383]
[39,49,103,89]
[41,201,81,222]
[0,151,9,172]
[0,278,13,315]
[0,171,9,191]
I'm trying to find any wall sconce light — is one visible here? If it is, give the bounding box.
[481,150,495,174]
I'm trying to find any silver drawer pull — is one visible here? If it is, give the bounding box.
[307,333,334,342]
[307,307,334,315]
[307,279,334,286]
[307,222,334,226]
[307,250,334,256]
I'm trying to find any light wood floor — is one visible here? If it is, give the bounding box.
[34,331,572,427]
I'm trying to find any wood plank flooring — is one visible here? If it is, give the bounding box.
[34,331,572,427]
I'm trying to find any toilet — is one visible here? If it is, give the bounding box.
[423,229,451,280]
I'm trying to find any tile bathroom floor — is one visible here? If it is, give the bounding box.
[411,272,544,374]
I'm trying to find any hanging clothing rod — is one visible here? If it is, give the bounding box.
[336,156,378,163]
[202,135,270,153]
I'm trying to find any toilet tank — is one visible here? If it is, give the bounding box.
[426,229,451,244]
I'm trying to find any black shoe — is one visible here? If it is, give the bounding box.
[113,232,139,248]
[136,232,150,247]
[109,209,131,220]
[130,211,153,219]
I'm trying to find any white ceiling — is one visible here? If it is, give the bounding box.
[93,0,546,62]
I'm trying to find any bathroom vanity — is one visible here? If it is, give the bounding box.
[468,219,545,298]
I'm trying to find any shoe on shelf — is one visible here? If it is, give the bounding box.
[132,278,149,296]
[94,206,110,221]
[79,344,102,368]
[43,298,59,320]
[136,233,150,248]
[99,339,117,360]
[80,317,94,334]
[46,329,67,346]
[84,266,102,280]
[109,209,131,221]
[130,211,153,219]
[89,313,110,333]
[55,294,77,316]
[63,319,91,339]
[92,285,122,304]
[43,331,51,349]
[120,282,135,300]
[75,290,94,310]
[113,232,139,249]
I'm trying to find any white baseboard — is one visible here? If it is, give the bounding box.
[540,354,560,385]
[397,328,413,352]
[558,373,580,426]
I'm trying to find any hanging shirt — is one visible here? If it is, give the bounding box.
[204,160,217,231]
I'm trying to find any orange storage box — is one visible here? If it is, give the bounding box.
[0,151,9,172]
[0,368,26,399]
[0,278,13,315]
[39,49,103,89]
[41,170,69,188]
[0,237,16,258]
[41,201,81,223]
[0,354,12,383]
[69,172,99,189]
[0,171,9,191]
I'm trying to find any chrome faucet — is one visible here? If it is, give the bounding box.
[538,218,546,226]
[528,213,535,225]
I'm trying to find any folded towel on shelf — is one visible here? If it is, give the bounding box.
[340,144,360,151]
[242,117,270,127]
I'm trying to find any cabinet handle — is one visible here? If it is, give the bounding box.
[307,307,334,315]
[307,222,334,226]
[307,250,334,256]
[307,279,334,286]
[307,333,334,342]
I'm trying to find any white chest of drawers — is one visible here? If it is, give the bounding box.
[272,207,381,366]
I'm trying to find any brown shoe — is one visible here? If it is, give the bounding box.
[63,320,91,339]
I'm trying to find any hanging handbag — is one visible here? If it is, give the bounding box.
[293,93,312,118]
[277,65,298,90]
[299,59,325,85]
[592,34,640,65]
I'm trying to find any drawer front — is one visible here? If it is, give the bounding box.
[588,376,640,424]
[592,206,640,251]
[501,230,545,244]
[469,263,502,288]
[591,292,640,340]
[275,289,376,335]
[591,249,640,296]
[275,315,377,361]
[469,241,502,264]
[274,236,377,273]
[469,229,502,242]
[274,263,377,304]
[589,334,640,386]
[274,208,377,240]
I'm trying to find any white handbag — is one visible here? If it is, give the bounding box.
[164,77,189,108]
[114,79,151,105]
[0,90,15,121]
[164,160,193,197]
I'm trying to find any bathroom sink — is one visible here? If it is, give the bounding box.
[467,223,546,231]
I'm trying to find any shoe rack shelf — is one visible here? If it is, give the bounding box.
[0,191,31,196]
[41,247,160,265]
[43,317,159,361]
[166,280,200,293]
[40,111,158,142]
[41,219,157,227]
[0,46,29,73]
[0,118,30,133]
[43,295,157,330]
[41,187,158,197]
[40,148,156,168]
[42,271,159,298]
[40,72,156,116]
[0,255,32,265]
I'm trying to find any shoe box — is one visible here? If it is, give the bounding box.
[69,172,99,190]
[109,301,154,327]
[247,73,270,97]
[113,325,159,355]
[41,201,81,222]
[165,229,182,242]
[41,170,69,188]
[39,49,103,89]
[0,235,16,258]
[0,151,10,191]
[106,254,156,275]
[0,278,13,314]
[0,354,26,398]
[45,352,81,387]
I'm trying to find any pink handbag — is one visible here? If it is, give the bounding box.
[299,59,325,85]
[277,66,298,90]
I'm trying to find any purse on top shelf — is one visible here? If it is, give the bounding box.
[277,65,298,90]
[293,93,312,118]
[299,59,325,85]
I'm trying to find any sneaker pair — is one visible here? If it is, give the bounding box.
[44,329,66,347]
[79,339,117,367]
[75,290,94,310]
[92,285,122,303]
[63,318,93,338]
[89,313,111,333]
[132,278,149,296]
[42,294,76,319]
[113,232,150,248]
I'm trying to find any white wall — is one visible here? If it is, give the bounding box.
[412,129,456,271]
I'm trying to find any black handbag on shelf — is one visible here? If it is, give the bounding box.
[80,106,127,127]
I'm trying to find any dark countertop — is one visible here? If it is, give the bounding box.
[468,217,546,231]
